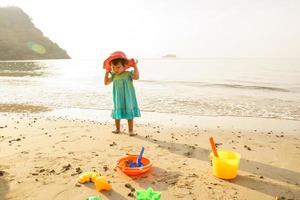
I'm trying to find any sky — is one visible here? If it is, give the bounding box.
[0,0,300,59]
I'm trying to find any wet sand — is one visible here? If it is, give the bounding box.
[0,111,300,200]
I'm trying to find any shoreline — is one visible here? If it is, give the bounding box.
[0,111,300,199]
[44,108,300,134]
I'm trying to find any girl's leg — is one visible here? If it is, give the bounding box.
[112,119,121,133]
[127,119,135,136]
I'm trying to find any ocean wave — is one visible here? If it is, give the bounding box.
[139,80,291,92]
[205,83,290,92]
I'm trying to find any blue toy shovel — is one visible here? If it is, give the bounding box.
[129,147,144,168]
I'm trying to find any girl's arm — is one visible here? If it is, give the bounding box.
[132,64,139,80]
[104,71,112,85]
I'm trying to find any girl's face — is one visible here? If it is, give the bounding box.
[111,62,125,74]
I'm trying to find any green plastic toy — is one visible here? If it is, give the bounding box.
[86,196,101,200]
[136,187,161,200]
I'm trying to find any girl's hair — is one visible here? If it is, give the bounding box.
[111,58,126,66]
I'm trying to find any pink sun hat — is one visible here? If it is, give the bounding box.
[103,51,137,72]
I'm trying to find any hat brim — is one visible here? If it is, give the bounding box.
[103,55,131,71]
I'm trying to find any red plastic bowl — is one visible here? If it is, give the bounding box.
[117,155,152,176]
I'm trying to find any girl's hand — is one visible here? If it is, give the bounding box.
[133,59,138,68]
[132,59,139,80]
[104,70,112,85]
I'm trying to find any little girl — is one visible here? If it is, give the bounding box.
[103,51,141,136]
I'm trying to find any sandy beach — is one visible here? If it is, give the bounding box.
[0,105,299,200]
[1,1,300,199]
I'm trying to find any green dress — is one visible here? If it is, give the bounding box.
[111,71,141,120]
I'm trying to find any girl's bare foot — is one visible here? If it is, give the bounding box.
[129,131,137,136]
[112,130,121,134]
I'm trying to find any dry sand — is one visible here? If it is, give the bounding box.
[0,109,300,200]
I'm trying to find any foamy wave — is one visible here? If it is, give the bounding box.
[139,80,291,92]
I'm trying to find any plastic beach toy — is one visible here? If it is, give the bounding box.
[129,147,144,168]
[86,196,101,200]
[117,148,152,176]
[210,150,241,179]
[209,137,241,179]
[79,172,101,183]
[79,172,111,192]
[91,172,101,183]
[94,176,112,191]
[209,137,219,157]
[136,187,161,200]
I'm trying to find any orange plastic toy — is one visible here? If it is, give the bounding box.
[209,137,219,157]
[94,176,112,191]
[117,155,152,176]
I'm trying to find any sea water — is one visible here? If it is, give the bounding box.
[0,58,299,120]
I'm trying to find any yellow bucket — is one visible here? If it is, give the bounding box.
[210,150,241,179]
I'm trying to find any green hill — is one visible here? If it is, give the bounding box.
[0,6,70,60]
